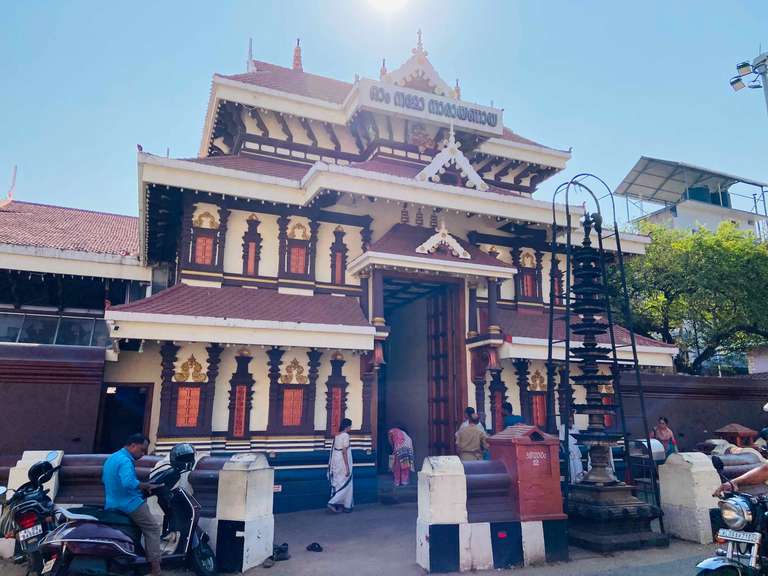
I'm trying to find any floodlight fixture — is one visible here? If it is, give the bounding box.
[749,81,764,90]
[737,61,753,76]
[730,76,746,91]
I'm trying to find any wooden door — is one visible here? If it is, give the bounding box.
[426,285,465,455]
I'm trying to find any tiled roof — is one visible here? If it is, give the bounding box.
[0,201,139,256]
[110,284,370,327]
[370,223,514,268]
[349,157,425,178]
[494,306,676,350]
[184,154,312,180]
[222,61,353,104]
[220,61,550,150]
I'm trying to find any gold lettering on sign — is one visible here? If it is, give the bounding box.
[174,355,206,382]
[280,358,308,384]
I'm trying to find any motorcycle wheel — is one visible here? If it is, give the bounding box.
[189,541,217,576]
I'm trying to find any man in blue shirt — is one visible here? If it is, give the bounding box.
[502,402,525,427]
[103,433,162,575]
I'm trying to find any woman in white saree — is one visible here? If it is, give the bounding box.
[327,418,354,513]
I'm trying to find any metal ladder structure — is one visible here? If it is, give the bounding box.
[544,173,663,529]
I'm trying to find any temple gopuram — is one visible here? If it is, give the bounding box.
[0,35,676,509]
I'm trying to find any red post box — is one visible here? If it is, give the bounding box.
[488,424,566,521]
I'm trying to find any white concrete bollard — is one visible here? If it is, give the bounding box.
[214,452,274,572]
[659,452,721,544]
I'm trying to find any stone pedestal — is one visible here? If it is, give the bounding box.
[659,452,720,544]
[567,482,669,551]
[214,453,274,572]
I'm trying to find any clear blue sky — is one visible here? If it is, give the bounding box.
[2,1,766,219]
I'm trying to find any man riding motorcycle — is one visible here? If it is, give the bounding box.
[102,433,162,576]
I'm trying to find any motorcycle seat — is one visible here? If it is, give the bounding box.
[67,506,134,527]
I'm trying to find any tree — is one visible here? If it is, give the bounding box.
[612,222,768,374]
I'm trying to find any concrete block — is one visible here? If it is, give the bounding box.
[659,452,720,544]
[459,522,492,571]
[217,453,274,521]
[8,450,63,499]
[416,518,430,571]
[418,456,467,525]
[242,516,275,571]
[521,521,546,565]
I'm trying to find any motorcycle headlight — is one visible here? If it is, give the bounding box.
[719,496,753,530]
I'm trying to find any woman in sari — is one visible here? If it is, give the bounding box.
[327,418,353,513]
[388,427,415,486]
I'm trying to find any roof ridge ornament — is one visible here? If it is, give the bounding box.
[0,165,16,210]
[415,220,471,260]
[293,38,303,72]
[415,124,489,191]
[384,29,453,97]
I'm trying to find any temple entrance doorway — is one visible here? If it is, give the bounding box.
[376,274,466,473]
[96,383,152,453]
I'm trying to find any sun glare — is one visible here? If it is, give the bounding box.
[368,0,408,13]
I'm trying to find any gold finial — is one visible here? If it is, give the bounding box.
[380,58,387,80]
[417,29,423,51]
[292,38,303,72]
[454,78,461,100]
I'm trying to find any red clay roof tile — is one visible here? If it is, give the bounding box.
[0,201,139,256]
[110,284,370,327]
[184,154,312,179]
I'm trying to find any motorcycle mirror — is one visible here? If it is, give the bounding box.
[763,401,768,413]
[46,451,58,462]
[0,486,6,499]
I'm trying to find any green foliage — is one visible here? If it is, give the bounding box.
[613,222,768,374]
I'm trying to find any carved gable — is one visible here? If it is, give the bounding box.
[415,221,471,260]
[416,125,488,191]
[383,31,456,98]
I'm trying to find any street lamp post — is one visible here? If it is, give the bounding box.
[730,52,768,115]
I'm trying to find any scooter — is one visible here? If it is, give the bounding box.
[38,443,216,576]
[0,452,60,574]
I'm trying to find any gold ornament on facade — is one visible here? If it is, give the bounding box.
[236,347,251,357]
[174,355,206,382]
[530,369,547,392]
[280,358,308,384]
[193,211,219,229]
[331,351,344,361]
[522,253,535,268]
[247,213,260,223]
[288,222,309,240]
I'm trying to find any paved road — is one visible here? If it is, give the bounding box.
[0,503,712,575]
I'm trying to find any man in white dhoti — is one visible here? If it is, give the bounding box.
[560,418,584,483]
[328,418,354,513]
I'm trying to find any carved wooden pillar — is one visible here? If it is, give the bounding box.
[557,364,574,426]
[306,348,322,432]
[266,347,284,432]
[511,247,521,300]
[360,354,374,433]
[470,349,486,414]
[486,277,499,333]
[550,255,564,305]
[359,271,370,319]
[277,215,289,277]
[372,268,385,327]
[200,343,222,433]
[308,218,321,281]
[467,282,478,337]
[227,353,255,439]
[488,367,506,433]
[216,207,230,273]
[325,352,349,436]
[361,222,372,253]
[158,341,180,437]
[513,358,531,425]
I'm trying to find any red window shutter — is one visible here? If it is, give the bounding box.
[523,271,537,299]
[233,385,247,437]
[289,246,307,275]
[176,387,201,428]
[334,252,345,285]
[246,242,257,277]
[532,394,546,427]
[603,394,614,428]
[194,236,214,266]
[282,388,304,426]
[493,391,504,433]
[331,387,342,434]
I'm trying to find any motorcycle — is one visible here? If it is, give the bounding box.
[38,443,216,576]
[0,452,61,574]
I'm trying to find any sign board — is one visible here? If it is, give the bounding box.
[356,78,504,137]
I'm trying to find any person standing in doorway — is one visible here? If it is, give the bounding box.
[651,417,678,456]
[328,418,354,513]
[102,433,162,576]
[388,427,415,487]
[456,406,486,439]
[456,413,489,461]
[502,402,525,427]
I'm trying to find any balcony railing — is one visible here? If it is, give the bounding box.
[0,312,110,348]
